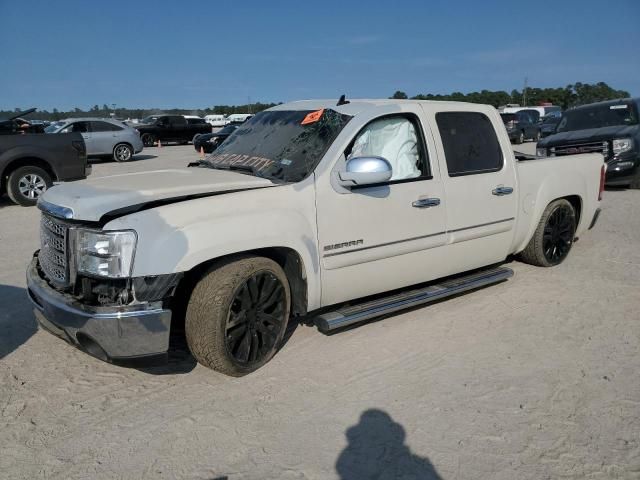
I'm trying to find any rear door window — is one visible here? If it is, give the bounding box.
[90,121,122,132]
[436,112,503,177]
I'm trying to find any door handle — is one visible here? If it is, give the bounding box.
[412,198,441,208]
[492,186,514,196]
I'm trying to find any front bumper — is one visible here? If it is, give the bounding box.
[26,256,171,365]
[605,158,639,186]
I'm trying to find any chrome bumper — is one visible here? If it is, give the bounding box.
[26,256,171,365]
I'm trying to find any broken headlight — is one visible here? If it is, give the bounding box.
[75,229,137,278]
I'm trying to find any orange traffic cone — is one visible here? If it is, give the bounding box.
[199,146,205,159]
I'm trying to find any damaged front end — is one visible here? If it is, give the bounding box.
[27,207,183,366]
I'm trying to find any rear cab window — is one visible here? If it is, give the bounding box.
[435,112,503,176]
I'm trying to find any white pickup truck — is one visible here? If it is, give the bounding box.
[27,99,605,376]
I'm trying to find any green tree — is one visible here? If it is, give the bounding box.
[390,90,408,99]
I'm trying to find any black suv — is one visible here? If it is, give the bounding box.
[135,115,212,147]
[500,110,541,144]
[537,98,640,188]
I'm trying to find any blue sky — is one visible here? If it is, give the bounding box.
[1,0,639,110]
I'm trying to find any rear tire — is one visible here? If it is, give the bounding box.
[519,199,576,267]
[141,133,156,147]
[515,131,524,144]
[185,256,291,376]
[113,143,133,162]
[6,166,52,207]
[630,173,640,189]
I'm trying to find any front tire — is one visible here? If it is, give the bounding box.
[6,166,52,206]
[185,256,291,376]
[113,143,133,162]
[515,131,524,144]
[519,199,577,267]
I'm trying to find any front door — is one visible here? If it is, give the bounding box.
[316,112,448,306]
[429,109,517,271]
[64,121,93,155]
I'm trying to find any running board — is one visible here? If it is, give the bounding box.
[315,267,513,333]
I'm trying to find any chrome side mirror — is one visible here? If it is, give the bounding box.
[338,156,392,187]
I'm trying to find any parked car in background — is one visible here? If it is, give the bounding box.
[193,124,238,153]
[135,115,212,146]
[227,113,253,124]
[0,131,89,206]
[204,114,228,127]
[500,110,541,144]
[502,105,561,118]
[540,113,562,137]
[28,99,603,375]
[537,97,640,188]
[47,118,143,162]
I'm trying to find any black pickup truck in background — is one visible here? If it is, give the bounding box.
[135,115,212,147]
[537,98,640,188]
[1,130,90,206]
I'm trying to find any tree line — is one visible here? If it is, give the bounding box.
[0,102,281,122]
[2,82,632,121]
[390,82,631,109]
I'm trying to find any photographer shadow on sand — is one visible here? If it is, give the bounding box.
[336,409,442,480]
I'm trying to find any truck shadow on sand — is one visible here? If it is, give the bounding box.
[336,409,442,480]
[0,284,37,359]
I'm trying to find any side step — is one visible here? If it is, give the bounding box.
[315,266,513,333]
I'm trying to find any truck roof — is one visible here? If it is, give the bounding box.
[268,99,497,116]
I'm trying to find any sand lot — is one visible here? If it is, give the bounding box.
[1,143,639,479]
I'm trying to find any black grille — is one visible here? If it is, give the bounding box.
[39,214,70,286]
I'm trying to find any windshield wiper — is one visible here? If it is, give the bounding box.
[191,160,265,178]
[227,163,264,177]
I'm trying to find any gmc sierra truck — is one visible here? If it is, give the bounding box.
[537,97,640,188]
[27,99,604,376]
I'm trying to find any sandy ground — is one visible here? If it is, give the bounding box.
[1,143,639,479]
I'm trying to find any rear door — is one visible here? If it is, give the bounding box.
[429,109,517,268]
[90,121,122,155]
[169,115,188,142]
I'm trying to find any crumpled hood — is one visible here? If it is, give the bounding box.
[40,168,275,222]
[538,124,639,147]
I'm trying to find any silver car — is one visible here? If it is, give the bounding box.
[46,118,144,162]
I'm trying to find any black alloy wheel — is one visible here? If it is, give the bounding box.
[141,133,156,147]
[542,204,575,264]
[225,271,286,365]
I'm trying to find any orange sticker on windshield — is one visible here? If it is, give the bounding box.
[301,109,324,125]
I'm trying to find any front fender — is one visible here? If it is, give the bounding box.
[105,177,321,310]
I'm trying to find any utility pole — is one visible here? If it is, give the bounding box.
[248,96,252,114]
[111,103,116,118]
[522,77,528,107]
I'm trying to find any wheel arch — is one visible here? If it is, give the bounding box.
[1,157,57,193]
[168,247,309,339]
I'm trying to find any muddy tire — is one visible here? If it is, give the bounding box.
[185,256,291,376]
[519,199,577,267]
